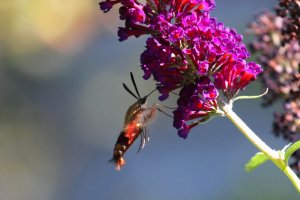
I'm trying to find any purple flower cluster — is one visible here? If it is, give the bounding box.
[99,0,262,138]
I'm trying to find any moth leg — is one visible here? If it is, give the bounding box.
[143,126,150,143]
[156,107,173,118]
[137,128,146,153]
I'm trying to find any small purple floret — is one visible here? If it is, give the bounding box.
[99,1,113,13]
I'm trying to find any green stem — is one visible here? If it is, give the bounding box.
[284,166,300,193]
[222,104,300,193]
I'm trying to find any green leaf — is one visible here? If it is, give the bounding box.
[245,152,270,172]
[284,141,300,163]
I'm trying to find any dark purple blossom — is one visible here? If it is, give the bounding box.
[249,11,300,174]
[275,0,300,45]
[100,0,262,138]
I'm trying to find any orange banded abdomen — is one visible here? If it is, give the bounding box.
[110,120,142,170]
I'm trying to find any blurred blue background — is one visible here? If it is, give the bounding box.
[0,0,298,199]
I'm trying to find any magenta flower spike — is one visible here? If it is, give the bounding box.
[99,0,262,138]
[100,1,300,192]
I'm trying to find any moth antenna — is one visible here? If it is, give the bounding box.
[123,83,139,99]
[130,72,141,98]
